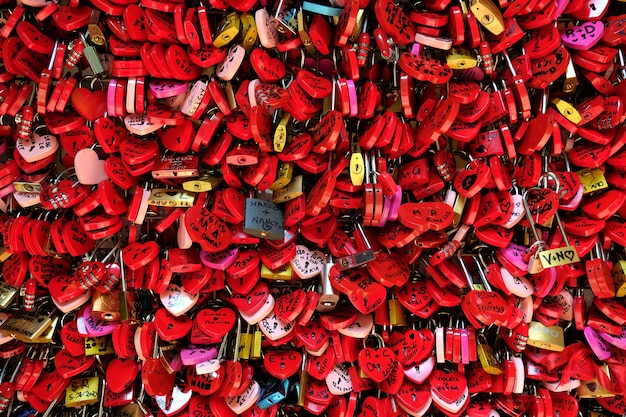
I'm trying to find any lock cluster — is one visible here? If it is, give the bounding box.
[1,0,626,416]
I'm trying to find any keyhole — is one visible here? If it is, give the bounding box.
[482,14,493,24]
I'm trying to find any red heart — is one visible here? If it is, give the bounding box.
[94,117,127,154]
[30,370,70,403]
[51,6,91,31]
[154,308,192,341]
[227,280,269,314]
[196,308,236,338]
[225,268,259,295]
[122,241,159,271]
[379,360,404,395]
[71,88,108,122]
[430,370,467,403]
[119,136,160,165]
[366,252,410,287]
[263,350,302,379]
[606,219,626,246]
[2,253,28,287]
[358,347,396,382]
[395,380,431,413]
[159,120,195,153]
[319,306,357,330]
[61,220,95,256]
[529,47,570,89]
[185,200,231,253]
[54,349,95,378]
[104,156,139,190]
[59,125,95,158]
[395,281,434,315]
[258,241,296,270]
[348,283,387,315]
[453,161,491,198]
[523,188,559,226]
[250,49,286,83]
[187,366,223,396]
[466,401,492,417]
[275,289,307,322]
[296,69,332,99]
[44,112,85,135]
[305,346,336,380]
[106,358,140,393]
[306,378,333,405]
[60,321,85,357]
[48,274,87,303]
[598,395,626,415]
[398,202,455,232]
[142,357,176,397]
[295,320,331,352]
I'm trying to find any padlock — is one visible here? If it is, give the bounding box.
[243,195,284,241]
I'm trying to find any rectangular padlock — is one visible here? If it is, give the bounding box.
[0,310,52,341]
[92,290,121,322]
[80,34,104,75]
[272,175,303,204]
[527,321,565,352]
[0,280,17,308]
[152,155,199,178]
[243,197,284,240]
[65,376,100,407]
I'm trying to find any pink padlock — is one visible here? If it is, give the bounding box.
[561,21,604,51]
[200,248,238,270]
[180,345,218,366]
[149,80,188,99]
[584,326,612,361]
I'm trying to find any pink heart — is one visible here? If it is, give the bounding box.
[74,148,109,185]
[16,133,58,162]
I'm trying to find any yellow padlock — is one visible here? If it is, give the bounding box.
[446,48,478,70]
[214,12,240,48]
[469,0,504,35]
[551,98,582,124]
[65,376,100,407]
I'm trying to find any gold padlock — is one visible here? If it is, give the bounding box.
[182,174,221,192]
[297,9,316,54]
[238,324,252,360]
[446,48,478,70]
[92,291,121,322]
[65,376,100,407]
[240,12,258,51]
[214,12,240,48]
[274,113,291,153]
[562,58,579,94]
[31,316,59,343]
[0,310,52,342]
[269,162,294,191]
[261,263,293,280]
[388,294,407,327]
[469,0,504,35]
[148,189,196,207]
[272,176,303,203]
[85,336,116,356]
[250,325,263,360]
[612,260,626,297]
[551,98,582,124]
[527,321,565,352]
[0,281,17,308]
[578,368,616,399]
[577,168,608,194]
[349,143,365,187]
[477,343,502,375]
